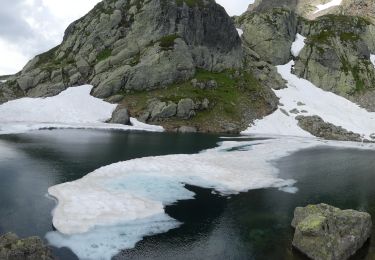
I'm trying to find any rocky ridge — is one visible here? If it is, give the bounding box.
[1,0,243,102]
[237,1,375,111]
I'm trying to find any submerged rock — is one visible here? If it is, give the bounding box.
[291,204,372,260]
[0,233,55,260]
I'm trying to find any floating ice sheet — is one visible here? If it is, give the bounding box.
[46,136,375,259]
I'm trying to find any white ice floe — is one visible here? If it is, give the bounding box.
[314,0,342,14]
[291,33,306,57]
[0,80,6,83]
[243,61,375,139]
[236,28,244,37]
[47,136,375,259]
[370,54,375,68]
[0,85,163,134]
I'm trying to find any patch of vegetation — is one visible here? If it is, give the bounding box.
[96,48,112,62]
[120,69,273,132]
[340,56,374,93]
[309,30,333,45]
[159,34,179,50]
[339,32,360,42]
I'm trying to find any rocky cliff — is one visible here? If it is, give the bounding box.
[237,1,375,111]
[0,0,242,101]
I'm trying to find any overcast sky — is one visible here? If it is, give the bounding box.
[0,0,253,75]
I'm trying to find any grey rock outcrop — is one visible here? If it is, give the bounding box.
[294,15,375,111]
[292,204,372,260]
[296,115,362,141]
[240,3,375,111]
[238,8,298,65]
[0,233,55,260]
[0,0,242,103]
[177,98,195,119]
[109,106,130,125]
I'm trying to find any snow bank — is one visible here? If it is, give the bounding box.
[0,85,163,134]
[46,136,375,259]
[243,61,375,139]
[243,33,375,139]
[236,28,244,37]
[314,0,342,14]
[291,34,306,57]
[370,54,375,68]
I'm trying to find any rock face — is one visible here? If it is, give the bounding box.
[0,233,55,260]
[0,0,242,102]
[294,15,375,111]
[238,8,298,65]
[292,204,372,260]
[296,115,363,142]
[238,3,375,111]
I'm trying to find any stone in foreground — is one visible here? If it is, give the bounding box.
[0,233,55,260]
[291,204,372,260]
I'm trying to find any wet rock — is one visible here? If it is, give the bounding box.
[292,204,372,260]
[178,126,197,133]
[0,233,55,260]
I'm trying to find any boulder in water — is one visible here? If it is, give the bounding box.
[291,203,372,260]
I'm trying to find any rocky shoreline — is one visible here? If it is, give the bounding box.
[0,233,55,260]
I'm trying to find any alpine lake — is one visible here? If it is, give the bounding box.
[0,129,375,260]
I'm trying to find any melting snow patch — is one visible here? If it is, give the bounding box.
[46,137,375,259]
[291,34,306,57]
[236,28,244,37]
[243,61,375,139]
[0,85,163,134]
[370,54,375,68]
[314,0,342,14]
[46,137,320,259]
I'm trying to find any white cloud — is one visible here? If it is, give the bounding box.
[0,39,29,75]
[216,0,254,16]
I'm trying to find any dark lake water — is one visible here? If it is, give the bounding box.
[0,129,375,259]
